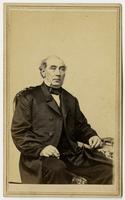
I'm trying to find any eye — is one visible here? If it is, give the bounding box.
[59,66,66,72]
[50,65,57,70]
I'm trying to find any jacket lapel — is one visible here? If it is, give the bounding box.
[41,82,61,116]
[61,90,70,122]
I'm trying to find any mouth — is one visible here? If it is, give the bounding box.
[53,79,61,82]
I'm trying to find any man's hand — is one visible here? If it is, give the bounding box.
[88,136,102,149]
[40,145,60,158]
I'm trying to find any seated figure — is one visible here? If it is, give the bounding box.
[11,55,113,184]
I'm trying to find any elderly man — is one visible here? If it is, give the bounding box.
[11,55,112,184]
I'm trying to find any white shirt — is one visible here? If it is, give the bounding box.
[52,94,60,107]
[44,81,61,107]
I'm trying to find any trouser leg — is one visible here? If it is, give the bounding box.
[41,156,113,184]
[42,157,72,184]
[69,162,113,184]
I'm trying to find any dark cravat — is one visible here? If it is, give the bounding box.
[46,84,62,95]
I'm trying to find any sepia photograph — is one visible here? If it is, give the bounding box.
[4,3,122,196]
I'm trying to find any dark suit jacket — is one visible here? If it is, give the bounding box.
[11,82,101,183]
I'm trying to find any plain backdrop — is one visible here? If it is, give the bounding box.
[3,2,122,196]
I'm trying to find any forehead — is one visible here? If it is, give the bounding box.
[46,57,65,67]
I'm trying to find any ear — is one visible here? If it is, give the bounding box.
[40,69,46,78]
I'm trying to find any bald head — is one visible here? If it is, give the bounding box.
[39,55,66,88]
[39,55,65,71]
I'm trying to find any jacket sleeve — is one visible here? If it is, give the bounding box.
[74,98,98,143]
[11,93,45,158]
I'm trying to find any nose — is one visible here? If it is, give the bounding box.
[55,68,61,76]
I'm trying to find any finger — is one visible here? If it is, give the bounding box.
[89,139,95,148]
[93,139,100,148]
[91,139,98,148]
[50,147,60,157]
[47,149,55,156]
[52,151,60,158]
[84,143,92,149]
[51,146,60,154]
[46,147,59,158]
[42,149,54,156]
[94,139,101,148]
[95,139,102,148]
[45,151,58,158]
[89,139,93,146]
[43,152,49,157]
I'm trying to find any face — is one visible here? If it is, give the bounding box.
[42,56,66,88]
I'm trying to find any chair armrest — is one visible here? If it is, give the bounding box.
[77,137,114,160]
[97,137,114,160]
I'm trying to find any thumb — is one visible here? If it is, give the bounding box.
[89,138,94,147]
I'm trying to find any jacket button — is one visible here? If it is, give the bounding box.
[49,116,54,121]
[49,132,54,136]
